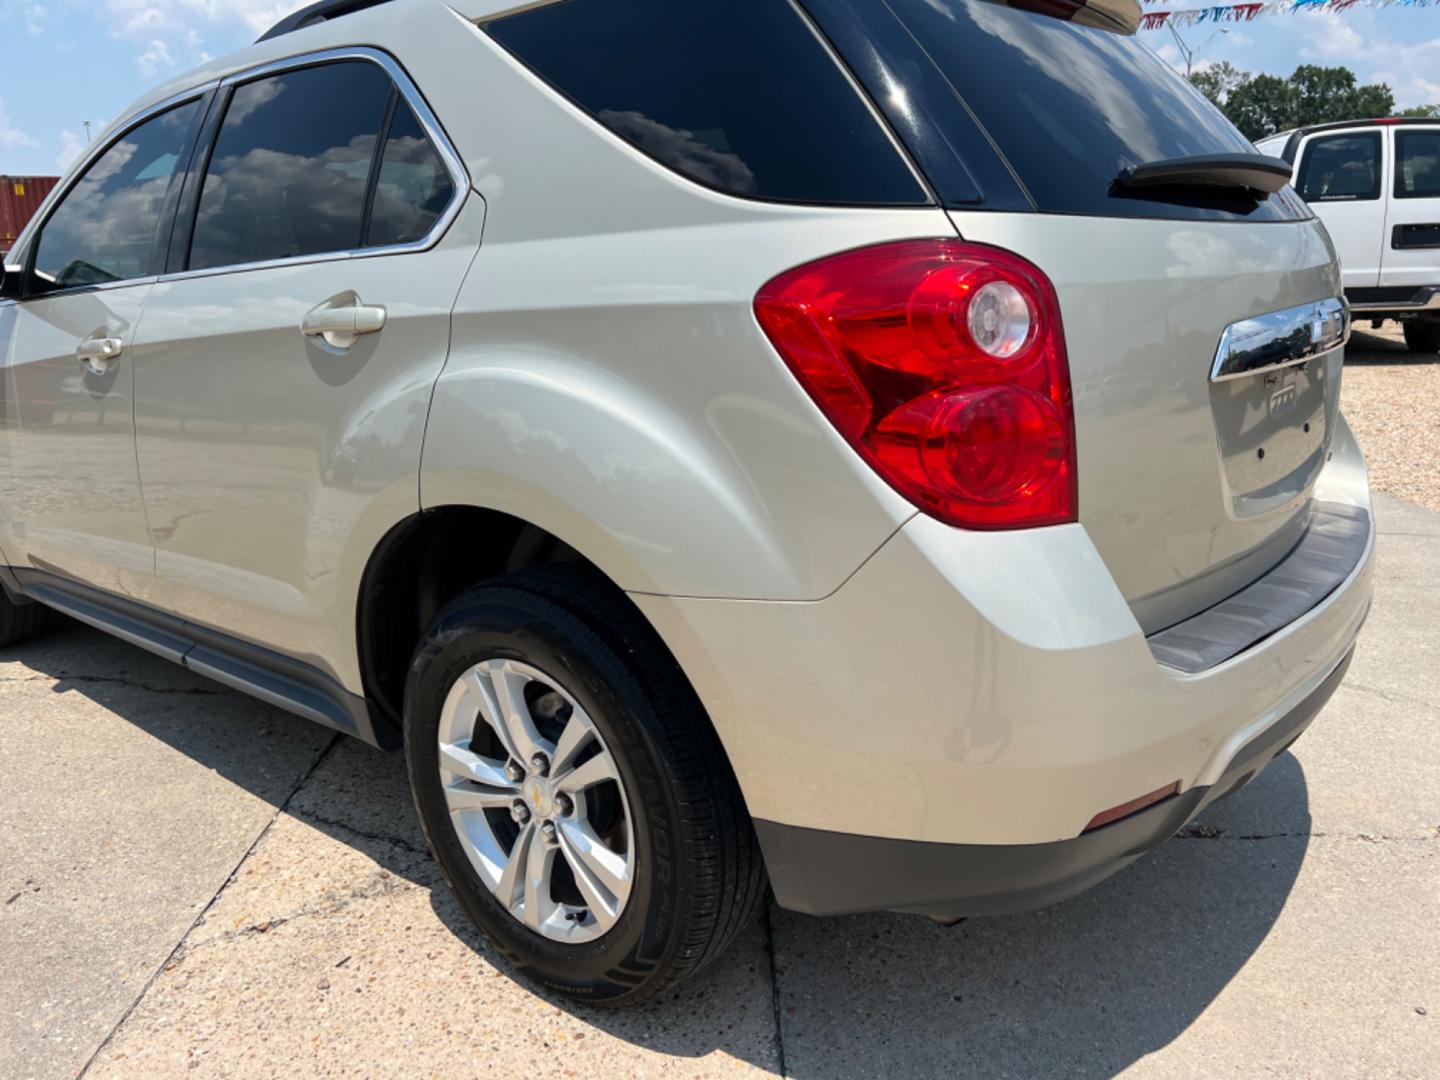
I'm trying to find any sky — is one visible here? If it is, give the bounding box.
[0,1,1438,178]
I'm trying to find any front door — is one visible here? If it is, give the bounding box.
[130,54,479,676]
[0,98,201,592]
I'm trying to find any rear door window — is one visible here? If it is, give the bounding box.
[1297,133,1382,202]
[848,0,1309,221]
[483,0,928,206]
[189,62,393,271]
[1395,130,1440,199]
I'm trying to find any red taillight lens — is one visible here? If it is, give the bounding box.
[754,239,1076,530]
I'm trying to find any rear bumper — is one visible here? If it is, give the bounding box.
[632,414,1373,912]
[755,649,1350,918]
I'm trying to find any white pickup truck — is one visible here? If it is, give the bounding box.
[1258,119,1440,351]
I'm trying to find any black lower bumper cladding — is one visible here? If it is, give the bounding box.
[757,649,1352,919]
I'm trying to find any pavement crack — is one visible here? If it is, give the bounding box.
[763,900,789,1079]
[74,732,343,1080]
[289,809,433,859]
[1340,680,1440,713]
[186,873,422,952]
[1179,825,1433,843]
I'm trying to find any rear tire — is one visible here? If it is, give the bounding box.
[1402,318,1440,353]
[0,591,50,647]
[403,565,765,1006]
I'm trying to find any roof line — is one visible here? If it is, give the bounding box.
[256,0,396,42]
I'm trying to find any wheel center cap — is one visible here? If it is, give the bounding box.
[524,777,554,818]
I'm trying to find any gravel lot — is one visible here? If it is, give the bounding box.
[1342,322,1440,513]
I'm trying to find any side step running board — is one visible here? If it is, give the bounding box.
[12,569,395,749]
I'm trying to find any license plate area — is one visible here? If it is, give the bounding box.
[1210,357,1328,515]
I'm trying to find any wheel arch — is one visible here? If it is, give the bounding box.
[355,503,720,749]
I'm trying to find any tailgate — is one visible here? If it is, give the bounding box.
[950,209,1345,632]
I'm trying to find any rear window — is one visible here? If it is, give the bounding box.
[483,0,928,207]
[1396,130,1440,199]
[1298,133,1382,203]
[872,0,1309,222]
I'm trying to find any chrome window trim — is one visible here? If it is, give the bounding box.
[1210,297,1351,383]
[10,85,216,301]
[161,46,471,284]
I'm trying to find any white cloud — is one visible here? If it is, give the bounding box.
[1367,42,1440,110]
[1296,11,1440,110]
[136,37,175,77]
[0,98,38,151]
[1298,12,1365,62]
[102,0,306,40]
[56,129,85,173]
[0,1,47,37]
[97,0,309,79]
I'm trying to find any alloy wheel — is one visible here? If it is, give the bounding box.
[436,658,634,943]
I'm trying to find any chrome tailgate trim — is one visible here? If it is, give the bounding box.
[1211,297,1350,383]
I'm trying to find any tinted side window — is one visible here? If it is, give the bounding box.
[1297,133,1381,202]
[189,62,392,271]
[484,0,927,206]
[33,100,199,292]
[366,100,455,247]
[1396,130,1440,199]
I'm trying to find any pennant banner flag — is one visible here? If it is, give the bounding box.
[1139,0,1435,26]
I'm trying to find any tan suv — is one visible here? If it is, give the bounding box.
[0,0,1372,1004]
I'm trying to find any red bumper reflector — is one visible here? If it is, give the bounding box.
[1083,781,1181,833]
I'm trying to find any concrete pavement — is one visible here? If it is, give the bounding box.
[2,493,1436,1079]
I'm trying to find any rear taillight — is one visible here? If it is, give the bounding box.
[754,239,1076,530]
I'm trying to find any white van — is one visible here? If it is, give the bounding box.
[1258,119,1440,351]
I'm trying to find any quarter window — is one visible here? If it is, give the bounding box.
[484,0,927,206]
[189,62,393,271]
[1297,133,1382,203]
[31,100,199,292]
[366,99,456,247]
[1395,130,1440,200]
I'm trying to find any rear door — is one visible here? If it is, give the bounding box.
[129,51,481,670]
[808,0,1347,630]
[1293,128,1387,289]
[1380,125,1440,287]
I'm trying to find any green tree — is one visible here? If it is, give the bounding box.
[1189,63,1395,139]
[1399,104,1440,118]
[1190,60,1249,106]
[1226,74,1298,139]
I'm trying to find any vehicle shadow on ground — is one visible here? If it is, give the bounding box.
[1347,326,1440,365]
[11,619,1310,1077]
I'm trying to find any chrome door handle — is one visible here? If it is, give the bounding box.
[300,302,387,349]
[75,336,123,375]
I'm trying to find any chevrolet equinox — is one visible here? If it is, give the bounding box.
[0,0,1374,1004]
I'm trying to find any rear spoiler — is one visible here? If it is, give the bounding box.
[1114,154,1295,196]
[1007,0,1142,35]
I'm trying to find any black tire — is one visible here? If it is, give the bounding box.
[1402,319,1440,354]
[403,564,765,1006]
[0,591,50,647]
